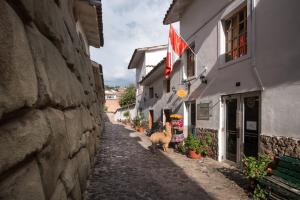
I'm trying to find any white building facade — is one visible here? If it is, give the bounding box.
[128,45,167,122]
[163,0,300,162]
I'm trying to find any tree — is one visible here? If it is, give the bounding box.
[119,85,136,107]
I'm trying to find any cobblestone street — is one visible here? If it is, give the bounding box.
[85,114,249,200]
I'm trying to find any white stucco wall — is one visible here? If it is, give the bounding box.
[179,0,300,139]
[254,0,300,138]
[141,64,183,124]
[134,48,167,118]
[114,106,137,122]
[145,50,167,66]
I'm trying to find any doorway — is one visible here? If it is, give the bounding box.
[224,92,260,163]
[187,101,196,135]
[148,110,154,129]
[163,109,171,126]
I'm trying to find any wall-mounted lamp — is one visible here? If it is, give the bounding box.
[172,86,176,93]
[155,93,159,98]
[199,75,208,84]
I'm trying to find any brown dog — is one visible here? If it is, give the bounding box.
[150,122,172,152]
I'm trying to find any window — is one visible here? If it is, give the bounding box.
[149,87,154,98]
[166,79,170,93]
[186,43,195,78]
[225,6,247,62]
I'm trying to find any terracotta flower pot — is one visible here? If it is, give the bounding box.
[188,150,201,159]
[139,127,145,133]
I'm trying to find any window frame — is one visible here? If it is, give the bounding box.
[224,6,247,62]
[186,43,196,78]
[166,79,171,93]
[149,87,154,99]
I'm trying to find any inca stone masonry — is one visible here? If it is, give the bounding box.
[0,0,105,199]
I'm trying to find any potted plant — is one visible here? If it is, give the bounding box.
[185,134,201,159]
[138,113,146,133]
[132,116,141,131]
[123,111,131,125]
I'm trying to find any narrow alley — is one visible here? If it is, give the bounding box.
[85,114,249,200]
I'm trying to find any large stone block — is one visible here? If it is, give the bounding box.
[37,108,69,199]
[70,176,82,200]
[0,160,46,200]
[19,0,77,65]
[90,103,101,126]
[76,148,91,192]
[59,0,81,50]
[81,107,93,132]
[26,25,84,108]
[73,51,97,106]
[64,109,83,157]
[0,1,38,119]
[61,158,78,195]
[0,110,51,174]
[50,180,67,200]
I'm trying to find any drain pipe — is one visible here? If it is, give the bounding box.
[251,0,264,91]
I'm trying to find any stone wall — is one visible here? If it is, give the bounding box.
[260,135,300,158]
[0,1,104,199]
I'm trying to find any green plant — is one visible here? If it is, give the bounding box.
[185,134,201,154]
[253,184,268,200]
[177,143,187,155]
[132,116,141,128]
[242,154,272,180]
[119,85,136,107]
[200,144,208,156]
[123,111,130,118]
[205,134,213,146]
[99,104,107,112]
[242,154,272,199]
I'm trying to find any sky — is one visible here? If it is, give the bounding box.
[90,0,172,87]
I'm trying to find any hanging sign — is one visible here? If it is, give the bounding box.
[176,89,188,98]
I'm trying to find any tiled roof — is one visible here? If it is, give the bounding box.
[96,4,104,47]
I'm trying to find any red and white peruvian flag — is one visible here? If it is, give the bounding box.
[165,25,188,79]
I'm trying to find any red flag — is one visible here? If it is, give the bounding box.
[165,25,188,79]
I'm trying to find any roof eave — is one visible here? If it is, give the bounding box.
[140,58,166,85]
[127,45,167,69]
[77,0,104,48]
[163,0,194,25]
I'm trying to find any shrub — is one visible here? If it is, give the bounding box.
[185,134,201,154]
[242,154,272,180]
[242,154,272,200]
[132,116,141,128]
[123,111,130,118]
[177,143,187,155]
[253,184,268,200]
[119,85,136,107]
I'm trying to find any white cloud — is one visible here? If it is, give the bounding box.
[90,0,171,86]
